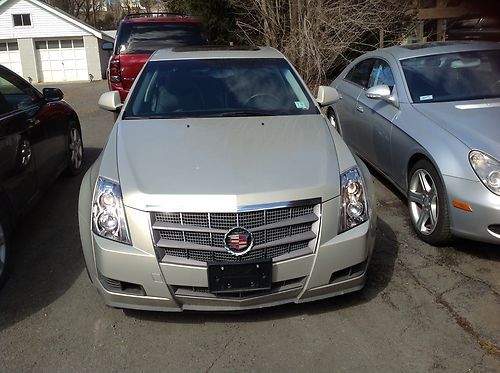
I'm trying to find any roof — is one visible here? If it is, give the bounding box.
[379,41,500,60]
[103,30,117,39]
[122,13,201,24]
[151,46,284,61]
[0,0,114,41]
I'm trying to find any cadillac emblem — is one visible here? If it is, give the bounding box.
[224,227,254,256]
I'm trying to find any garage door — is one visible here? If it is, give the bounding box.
[0,41,23,76]
[35,38,88,82]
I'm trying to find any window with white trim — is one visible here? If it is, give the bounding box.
[13,14,31,27]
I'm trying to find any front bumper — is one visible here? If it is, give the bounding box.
[444,175,500,244]
[83,197,376,312]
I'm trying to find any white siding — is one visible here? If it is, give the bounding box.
[0,0,89,40]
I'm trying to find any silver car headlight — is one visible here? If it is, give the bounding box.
[469,150,500,196]
[92,176,131,244]
[339,167,369,233]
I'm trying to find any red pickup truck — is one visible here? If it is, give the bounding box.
[103,13,208,102]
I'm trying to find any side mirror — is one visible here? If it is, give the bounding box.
[366,84,399,107]
[98,91,123,112]
[43,87,63,101]
[366,84,391,100]
[102,42,114,51]
[317,86,340,107]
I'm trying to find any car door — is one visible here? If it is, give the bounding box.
[355,58,399,176]
[33,92,69,184]
[0,69,43,216]
[2,68,68,186]
[335,58,375,156]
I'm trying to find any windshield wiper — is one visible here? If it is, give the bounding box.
[215,111,277,117]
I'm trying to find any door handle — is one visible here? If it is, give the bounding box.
[356,105,364,113]
[27,118,40,128]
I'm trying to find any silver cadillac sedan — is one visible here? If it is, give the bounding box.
[78,47,376,311]
[327,41,500,245]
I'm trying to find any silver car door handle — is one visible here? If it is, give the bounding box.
[356,105,364,113]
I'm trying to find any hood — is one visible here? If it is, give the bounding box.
[413,100,500,160]
[116,115,340,212]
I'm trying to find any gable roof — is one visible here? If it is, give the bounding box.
[0,0,113,41]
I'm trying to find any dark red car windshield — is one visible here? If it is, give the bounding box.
[116,22,207,54]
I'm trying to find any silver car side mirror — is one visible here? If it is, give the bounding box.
[98,91,123,112]
[366,84,391,100]
[317,86,340,107]
[366,84,399,108]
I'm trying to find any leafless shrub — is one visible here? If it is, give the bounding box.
[233,0,417,90]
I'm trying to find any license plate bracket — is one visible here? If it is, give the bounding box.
[207,259,272,294]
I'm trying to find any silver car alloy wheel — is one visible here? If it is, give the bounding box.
[69,127,83,170]
[0,223,6,276]
[409,169,439,235]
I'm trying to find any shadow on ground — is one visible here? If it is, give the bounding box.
[0,148,101,332]
[123,217,398,324]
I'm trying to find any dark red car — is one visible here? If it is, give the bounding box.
[103,13,208,102]
[0,65,83,288]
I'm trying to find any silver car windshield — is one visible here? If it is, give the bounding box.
[401,49,500,103]
[123,58,318,119]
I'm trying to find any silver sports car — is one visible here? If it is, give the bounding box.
[327,41,500,245]
[78,47,376,312]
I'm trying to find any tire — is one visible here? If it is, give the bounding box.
[408,159,452,245]
[64,121,84,176]
[327,108,341,134]
[0,218,10,289]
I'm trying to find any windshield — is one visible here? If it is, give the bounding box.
[401,49,500,103]
[123,58,318,119]
[116,22,207,54]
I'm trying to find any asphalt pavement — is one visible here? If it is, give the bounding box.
[0,81,498,372]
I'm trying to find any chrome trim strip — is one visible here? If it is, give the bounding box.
[252,231,316,250]
[248,213,318,232]
[455,102,500,110]
[236,198,321,212]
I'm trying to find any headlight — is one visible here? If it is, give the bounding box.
[469,150,500,196]
[339,167,369,233]
[92,176,131,244]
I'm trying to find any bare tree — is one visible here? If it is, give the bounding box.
[233,0,417,90]
[44,0,108,26]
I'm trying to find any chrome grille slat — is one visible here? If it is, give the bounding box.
[157,239,228,252]
[252,231,316,250]
[151,200,319,265]
[153,221,228,234]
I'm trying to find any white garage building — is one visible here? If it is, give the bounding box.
[0,0,113,82]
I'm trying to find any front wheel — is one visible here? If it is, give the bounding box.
[408,160,452,245]
[65,121,83,176]
[0,219,10,289]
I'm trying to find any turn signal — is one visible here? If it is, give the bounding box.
[452,200,473,212]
